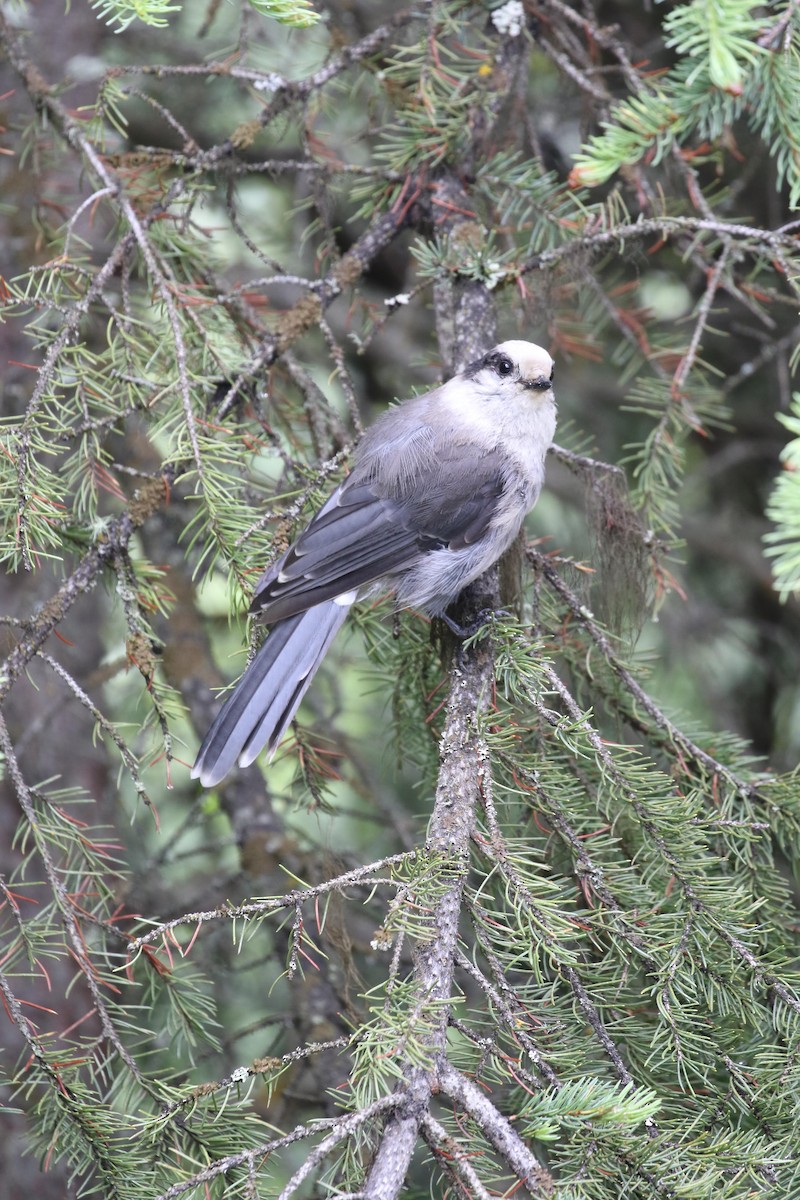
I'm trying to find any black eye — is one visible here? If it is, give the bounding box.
[495,356,514,377]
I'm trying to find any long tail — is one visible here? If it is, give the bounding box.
[192,600,351,787]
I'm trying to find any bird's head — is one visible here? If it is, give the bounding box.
[463,340,555,399]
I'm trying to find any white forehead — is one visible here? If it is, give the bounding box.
[495,339,553,378]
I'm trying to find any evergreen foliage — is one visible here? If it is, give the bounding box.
[766,391,800,597]
[86,0,319,33]
[0,1,799,1197]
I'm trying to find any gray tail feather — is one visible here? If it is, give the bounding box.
[192,600,351,787]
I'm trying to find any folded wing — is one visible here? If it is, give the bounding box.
[250,446,510,624]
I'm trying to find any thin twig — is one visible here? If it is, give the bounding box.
[128,851,415,951]
[151,1095,397,1200]
[0,713,148,1087]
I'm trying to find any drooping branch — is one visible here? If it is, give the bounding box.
[0,472,172,704]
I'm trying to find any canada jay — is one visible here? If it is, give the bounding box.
[192,340,556,787]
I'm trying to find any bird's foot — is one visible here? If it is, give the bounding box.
[440,607,511,638]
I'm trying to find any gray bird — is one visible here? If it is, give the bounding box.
[192,340,556,787]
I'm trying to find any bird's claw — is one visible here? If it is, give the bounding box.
[440,607,511,638]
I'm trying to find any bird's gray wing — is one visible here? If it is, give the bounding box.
[250,449,508,624]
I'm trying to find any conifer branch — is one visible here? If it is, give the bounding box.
[419,1111,496,1200]
[437,1059,555,1196]
[363,630,499,1198]
[0,714,146,1087]
[151,1095,397,1200]
[0,14,202,483]
[527,547,760,795]
[454,948,561,1089]
[0,472,173,703]
[128,851,415,951]
[521,214,800,285]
